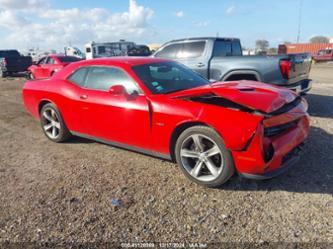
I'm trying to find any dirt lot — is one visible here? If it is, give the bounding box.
[0,65,332,246]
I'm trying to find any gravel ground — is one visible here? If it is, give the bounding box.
[0,65,332,246]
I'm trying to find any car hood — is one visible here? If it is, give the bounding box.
[168,80,298,113]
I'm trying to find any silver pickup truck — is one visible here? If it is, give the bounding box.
[152,37,312,94]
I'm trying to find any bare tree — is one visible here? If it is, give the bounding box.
[255,39,269,52]
[267,47,278,55]
[310,36,329,43]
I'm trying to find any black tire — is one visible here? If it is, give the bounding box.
[28,72,34,80]
[40,103,71,143]
[175,126,235,188]
[0,69,6,78]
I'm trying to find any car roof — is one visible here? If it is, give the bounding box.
[168,37,240,43]
[73,57,172,67]
[49,54,69,58]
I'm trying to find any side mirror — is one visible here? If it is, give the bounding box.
[109,85,126,95]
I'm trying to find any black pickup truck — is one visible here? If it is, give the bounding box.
[0,50,32,78]
[153,37,313,94]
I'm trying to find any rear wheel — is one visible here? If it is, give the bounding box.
[175,126,235,187]
[40,103,71,142]
[0,69,7,78]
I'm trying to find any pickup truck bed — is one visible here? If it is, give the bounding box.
[153,37,312,94]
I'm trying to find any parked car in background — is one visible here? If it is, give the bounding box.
[28,55,82,79]
[312,48,333,63]
[23,49,58,63]
[23,57,309,187]
[153,37,313,94]
[0,50,32,78]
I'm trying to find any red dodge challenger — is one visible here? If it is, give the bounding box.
[28,55,81,79]
[22,57,310,187]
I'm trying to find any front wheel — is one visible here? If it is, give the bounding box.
[27,72,35,80]
[40,103,71,142]
[175,126,235,187]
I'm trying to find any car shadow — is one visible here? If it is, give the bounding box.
[223,126,333,195]
[3,72,29,80]
[67,136,95,144]
[305,93,333,119]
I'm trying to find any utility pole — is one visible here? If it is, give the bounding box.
[296,0,303,43]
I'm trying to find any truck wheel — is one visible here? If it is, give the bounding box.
[0,69,6,78]
[175,126,235,188]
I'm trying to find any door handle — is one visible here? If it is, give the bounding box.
[80,94,88,100]
[197,62,205,68]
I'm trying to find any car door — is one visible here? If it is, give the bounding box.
[78,66,152,150]
[45,57,60,77]
[38,56,54,78]
[325,49,332,61]
[176,40,209,79]
[33,57,48,78]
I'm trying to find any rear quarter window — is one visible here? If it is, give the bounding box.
[58,56,81,63]
[231,40,242,56]
[67,67,88,87]
[213,40,242,57]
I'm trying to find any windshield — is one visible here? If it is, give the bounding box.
[132,61,209,94]
[58,56,81,63]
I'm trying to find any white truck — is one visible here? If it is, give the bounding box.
[64,47,85,59]
[85,40,151,60]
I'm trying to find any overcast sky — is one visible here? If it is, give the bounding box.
[0,0,332,52]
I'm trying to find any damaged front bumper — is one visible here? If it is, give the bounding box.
[231,109,310,180]
[238,144,304,180]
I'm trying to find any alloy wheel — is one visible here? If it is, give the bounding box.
[41,108,61,139]
[180,134,224,182]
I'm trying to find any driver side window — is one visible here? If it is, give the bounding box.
[38,57,47,65]
[85,66,141,94]
[46,57,55,64]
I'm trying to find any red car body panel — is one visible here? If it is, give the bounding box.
[313,49,333,62]
[28,55,76,79]
[22,57,310,178]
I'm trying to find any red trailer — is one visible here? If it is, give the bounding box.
[278,43,333,56]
